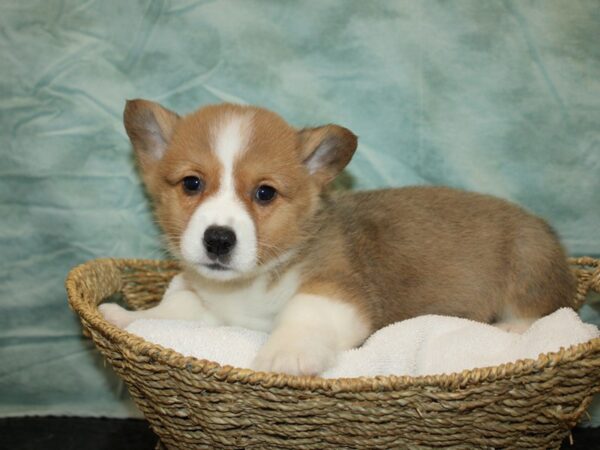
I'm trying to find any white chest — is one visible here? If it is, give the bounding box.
[183,268,300,332]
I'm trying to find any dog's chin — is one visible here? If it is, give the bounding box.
[192,262,248,282]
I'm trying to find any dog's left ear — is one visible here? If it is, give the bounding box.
[298,125,358,186]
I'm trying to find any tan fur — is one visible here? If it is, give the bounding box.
[297,187,576,332]
[124,99,577,337]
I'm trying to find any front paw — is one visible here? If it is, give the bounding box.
[252,338,336,376]
[98,303,135,329]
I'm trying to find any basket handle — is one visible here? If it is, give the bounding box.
[568,257,600,308]
[66,258,123,312]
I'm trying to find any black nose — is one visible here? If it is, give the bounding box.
[203,226,237,259]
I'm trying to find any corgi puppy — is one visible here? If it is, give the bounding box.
[99,100,577,376]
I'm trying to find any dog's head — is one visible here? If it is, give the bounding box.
[124,100,357,281]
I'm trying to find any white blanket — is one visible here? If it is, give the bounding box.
[125,308,599,378]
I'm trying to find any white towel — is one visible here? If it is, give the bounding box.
[125,308,599,378]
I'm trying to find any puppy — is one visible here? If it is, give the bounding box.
[99,100,577,376]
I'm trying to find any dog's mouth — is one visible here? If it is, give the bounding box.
[202,262,231,271]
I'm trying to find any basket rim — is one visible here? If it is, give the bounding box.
[66,257,600,393]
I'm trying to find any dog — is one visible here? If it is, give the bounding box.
[99,100,577,376]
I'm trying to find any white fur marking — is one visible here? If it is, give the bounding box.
[182,266,300,332]
[100,265,305,340]
[252,294,370,375]
[99,274,222,328]
[180,112,257,279]
[495,319,535,334]
[495,307,535,334]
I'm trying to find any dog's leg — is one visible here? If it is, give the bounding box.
[252,293,371,376]
[494,318,535,333]
[99,274,221,329]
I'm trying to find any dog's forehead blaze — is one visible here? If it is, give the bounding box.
[166,104,300,178]
[153,109,232,244]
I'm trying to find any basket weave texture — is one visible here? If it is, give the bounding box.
[66,257,600,449]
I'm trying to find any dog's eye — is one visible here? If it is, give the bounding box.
[182,176,204,195]
[254,185,277,204]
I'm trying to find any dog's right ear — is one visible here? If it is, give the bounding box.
[123,99,180,169]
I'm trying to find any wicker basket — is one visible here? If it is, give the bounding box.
[66,257,600,449]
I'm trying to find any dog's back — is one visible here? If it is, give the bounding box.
[301,186,577,330]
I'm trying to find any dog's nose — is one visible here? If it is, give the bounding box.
[203,226,237,259]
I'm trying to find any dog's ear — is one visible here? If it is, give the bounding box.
[298,125,358,186]
[123,99,180,169]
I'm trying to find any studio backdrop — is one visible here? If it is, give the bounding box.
[1,0,599,422]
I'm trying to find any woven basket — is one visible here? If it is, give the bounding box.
[66,257,600,449]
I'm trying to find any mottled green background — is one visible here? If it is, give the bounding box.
[1,0,599,422]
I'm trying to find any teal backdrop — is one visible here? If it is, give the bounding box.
[1,0,599,423]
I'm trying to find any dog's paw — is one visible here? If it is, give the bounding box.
[98,303,135,329]
[495,319,534,334]
[252,337,336,376]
